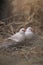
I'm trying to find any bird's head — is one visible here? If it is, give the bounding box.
[19,28,26,34]
[26,27,34,32]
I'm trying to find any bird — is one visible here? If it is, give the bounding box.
[0,28,26,49]
[8,28,26,43]
[25,26,35,46]
[25,27,34,40]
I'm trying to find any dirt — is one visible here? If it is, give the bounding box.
[0,0,43,65]
[0,35,43,65]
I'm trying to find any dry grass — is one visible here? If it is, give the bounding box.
[0,45,43,65]
[0,0,43,41]
[0,0,43,65]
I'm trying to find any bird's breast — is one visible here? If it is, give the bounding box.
[25,32,34,39]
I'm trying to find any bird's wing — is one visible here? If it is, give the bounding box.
[9,32,21,41]
[8,32,25,42]
[8,32,18,39]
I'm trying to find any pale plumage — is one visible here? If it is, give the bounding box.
[8,28,25,42]
[25,27,34,39]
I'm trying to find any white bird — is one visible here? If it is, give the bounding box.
[8,28,25,43]
[25,27,34,40]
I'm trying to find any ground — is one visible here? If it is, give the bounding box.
[0,35,43,65]
[0,0,43,65]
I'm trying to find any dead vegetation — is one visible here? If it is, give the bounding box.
[0,0,43,41]
[0,0,43,65]
[0,45,43,65]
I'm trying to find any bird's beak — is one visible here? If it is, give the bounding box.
[24,29,26,32]
[22,29,26,32]
[24,27,27,32]
[31,28,34,32]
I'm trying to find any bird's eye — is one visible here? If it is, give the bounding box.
[22,29,25,32]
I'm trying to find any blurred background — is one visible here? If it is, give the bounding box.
[0,0,43,41]
[0,0,43,65]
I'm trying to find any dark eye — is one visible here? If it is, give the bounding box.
[22,29,25,32]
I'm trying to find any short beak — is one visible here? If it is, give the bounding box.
[24,29,26,32]
[23,29,26,32]
[31,28,34,32]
